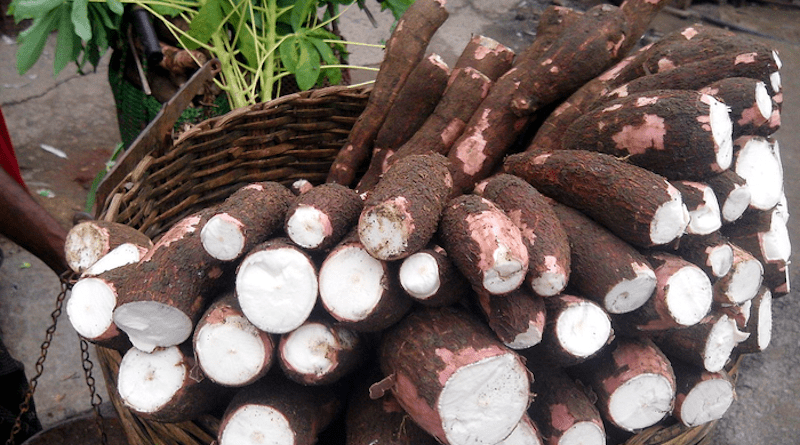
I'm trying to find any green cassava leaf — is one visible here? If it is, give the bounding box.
[150,3,182,16]
[71,0,92,41]
[181,0,225,50]
[290,0,315,32]
[54,4,81,75]
[308,36,341,85]
[381,0,414,20]
[9,0,61,20]
[219,0,257,66]
[279,34,300,73]
[90,2,120,31]
[15,10,58,74]
[106,0,124,15]
[295,36,320,90]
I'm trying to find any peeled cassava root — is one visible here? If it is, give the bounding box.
[65,2,793,443]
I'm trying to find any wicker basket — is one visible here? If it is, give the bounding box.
[93,84,737,445]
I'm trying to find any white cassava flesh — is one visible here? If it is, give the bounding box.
[665,266,713,326]
[608,373,674,431]
[735,137,784,211]
[195,315,270,386]
[678,378,735,427]
[757,290,774,351]
[83,243,143,276]
[685,186,722,235]
[762,208,792,263]
[319,245,385,322]
[704,315,749,372]
[605,262,657,314]
[708,244,734,278]
[399,251,440,299]
[560,422,605,445]
[706,94,734,171]
[219,405,293,445]
[556,301,612,358]
[720,183,752,223]
[235,247,318,334]
[530,263,568,298]
[754,81,773,121]
[438,353,530,445]
[280,322,357,377]
[650,184,691,245]
[285,205,331,249]
[495,417,543,445]
[485,243,527,295]
[723,255,764,304]
[201,214,246,261]
[113,302,193,353]
[67,278,117,339]
[358,198,412,260]
[117,346,186,414]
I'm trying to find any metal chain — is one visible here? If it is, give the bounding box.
[5,273,71,445]
[79,337,108,445]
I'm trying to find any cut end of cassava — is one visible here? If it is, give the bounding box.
[399,251,441,299]
[721,184,752,223]
[496,417,543,445]
[201,213,246,261]
[280,322,357,378]
[219,405,293,445]
[763,208,792,262]
[530,266,568,298]
[770,70,782,94]
[484,243,528,295]
[556,300,613,359]
[709,243,734,278]
[438,353,530,445]
[286,205,332,249]
[650,184,690,245]
[754,81,773,120]
[195,315,270,386]
[358,198,413,260]
[685,186,722,235]
[561,422,605,445]
[67,277,117,340]
[113,301,193,353]
[236,247,318,334]
[704,315,749,372]
[118,346,186,415]
[679,378,735,427]
[735,137,783,210]
[605,263,656,314]
[704,94,734,171]
[83,243,143,276]
[319,245,385,322]
[667,266,713,326]
[757,290,773,351]
[726,257,764,304]
[608,373,674,431]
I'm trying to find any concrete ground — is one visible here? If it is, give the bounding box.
[1,0,799,443]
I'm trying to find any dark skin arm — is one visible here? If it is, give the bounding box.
[0,167,69,276]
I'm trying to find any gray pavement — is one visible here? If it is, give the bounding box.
[2,1,800,443]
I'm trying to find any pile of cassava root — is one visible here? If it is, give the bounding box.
[63,0,791,443]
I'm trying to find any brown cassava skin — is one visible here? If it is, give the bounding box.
[401,245,470,307]
[346,373,440,445]
[218,374,340,445]
[453,35,515,82]
[278,318,363,386]
[64,219,153,274]
[736,286,772,354]
[114,210,230,345]
[358,153,453,261]
[671,231,734,278]
[561,89,731,181]
[202,181,294,260]
[706,169,751,223]
[386,67,492,171]
[503,150,686,248]
[651,312,739,372]
[614,252,711,335]
[575,337,676,432]
[438,194,529,295]
[379,306,529,444]
[476,174,570,297]
[193,291,275,387]
[701,77,779,138]
[516,6,584,67]
[671,359,734,427]
[712,242,763,305]
[475,287,546,350]
[529,24,774,151]
[357,54,452,192]
[526,367,605,445]
[326,0,449,186]
[284,182,363,251]
[550,202,655,313]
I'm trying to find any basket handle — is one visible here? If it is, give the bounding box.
[95,58,223,215]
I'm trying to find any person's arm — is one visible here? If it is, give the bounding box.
[0,167,69,276]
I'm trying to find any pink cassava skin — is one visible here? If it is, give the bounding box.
[359,153,453,261]
[378,306,528,443]
[700,77,780,138]
[503,149,685,248]
[550,202,655,311]
[527,367,605,443]
[560,89,731,181]
[284,182,363,251]
[476,173,571,297]
[326,0,449,187]
[530,23,777,151]
[438,194,529,295]
[357,54,452,193]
